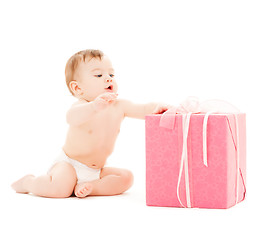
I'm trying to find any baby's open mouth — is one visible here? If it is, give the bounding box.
[105,85,113,91]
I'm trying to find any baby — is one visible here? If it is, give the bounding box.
[11,49,170,198]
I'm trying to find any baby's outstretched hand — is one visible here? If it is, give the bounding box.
[93,93,118,111]
[152,103,173,114]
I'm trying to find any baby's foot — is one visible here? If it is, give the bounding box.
[11,175,35,194]
[74,182,93,198]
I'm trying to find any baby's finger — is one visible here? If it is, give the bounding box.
[153,104,170,114]
[157,107,167,114]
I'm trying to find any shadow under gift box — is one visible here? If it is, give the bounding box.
[145,113,246,209]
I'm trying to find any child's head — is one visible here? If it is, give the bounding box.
[65,49,117,101]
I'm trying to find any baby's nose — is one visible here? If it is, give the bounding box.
[106,79,113,83]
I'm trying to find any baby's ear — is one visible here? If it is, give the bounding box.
[69,80,82,96]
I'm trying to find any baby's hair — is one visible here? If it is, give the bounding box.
[65,49,104,95]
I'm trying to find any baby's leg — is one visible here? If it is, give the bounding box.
[89,167,134,196]
[11,162,77,198]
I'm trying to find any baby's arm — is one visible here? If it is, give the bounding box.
[120,99,170,119]
[66,93,117,126]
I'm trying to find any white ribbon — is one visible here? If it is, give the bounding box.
[177,113,192,208]
[202,111,216,167]
[160,97,241,208]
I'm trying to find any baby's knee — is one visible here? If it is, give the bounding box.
[120,169,134,189]
[48,162,77,198]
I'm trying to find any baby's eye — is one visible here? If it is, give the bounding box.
[109,74,115,78]
[95,74,102,78]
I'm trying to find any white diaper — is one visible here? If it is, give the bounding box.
[50,151,101,184]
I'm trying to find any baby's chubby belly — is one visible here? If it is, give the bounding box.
[63,146,113,169]
[63,107,123,169]
[63,128,119,169]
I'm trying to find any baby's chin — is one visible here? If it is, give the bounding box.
[104,89,115,93]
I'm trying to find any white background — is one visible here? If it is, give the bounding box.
[1,0,263,239]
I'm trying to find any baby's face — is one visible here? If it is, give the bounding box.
[74,56,118,101]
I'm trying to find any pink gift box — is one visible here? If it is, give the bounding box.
[145,113,246,209]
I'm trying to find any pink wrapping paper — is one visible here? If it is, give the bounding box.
[145,113,246,209]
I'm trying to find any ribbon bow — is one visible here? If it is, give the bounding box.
[159,97,241,208]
